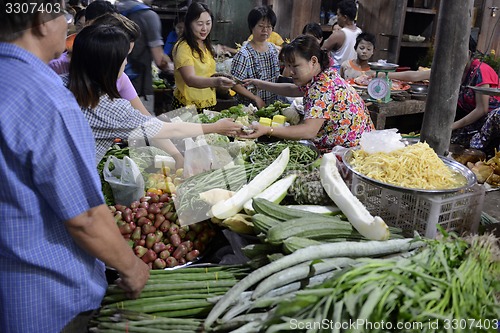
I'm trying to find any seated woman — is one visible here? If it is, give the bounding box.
[240,35,374,151]
[453,41,500,156]
[384,37,500,156]
[231,6,282,108]
[65,24,243,165]
[340,32,376,80]
[172,2,235,112]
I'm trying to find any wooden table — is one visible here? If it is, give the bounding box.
[365,96,427,130]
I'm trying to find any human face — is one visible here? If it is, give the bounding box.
[252,18,273,42]
[175,22,185,37]
[285,53,321,86]
[336,10,347,28]
[191,12,212,42]
[356,40,374,61]
[46,6,70,61]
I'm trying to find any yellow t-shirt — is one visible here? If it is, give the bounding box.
[173,40,216,109]
[247,31,284,47]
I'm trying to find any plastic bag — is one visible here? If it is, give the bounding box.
[359,128,405,154]
[183,138,215,178]
[103,156,145,206]
[183,137,235,178]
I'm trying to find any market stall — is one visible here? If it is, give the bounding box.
[89,96,500,332]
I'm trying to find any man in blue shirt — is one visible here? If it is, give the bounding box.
[0,1,150,332]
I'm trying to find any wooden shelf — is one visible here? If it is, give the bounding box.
[406,7,437,14]
[400,41,433,47]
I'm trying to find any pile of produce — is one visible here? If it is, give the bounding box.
[249,141,319,170]
[262,232,500,333]
[350,142,467,190]
[90,265,250,332]
[204,238,425,331]
[110,192,215,269]
[466,149,500,186]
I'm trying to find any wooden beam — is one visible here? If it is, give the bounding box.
[420,0,474,155]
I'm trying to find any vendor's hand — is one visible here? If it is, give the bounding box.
[213,118,244,137]
[115,256,150,299]
[238,122,269,139]
[243,78,262,90]
[215,77,235,89]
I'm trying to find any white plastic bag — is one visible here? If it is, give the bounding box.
[103,156,145,206]
[183,138,214,178]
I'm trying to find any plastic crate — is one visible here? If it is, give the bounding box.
[350,174,485,238]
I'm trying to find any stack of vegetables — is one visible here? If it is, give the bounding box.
[203,232,500,332]
[89,265,250,332]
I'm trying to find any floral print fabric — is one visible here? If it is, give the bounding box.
[300,68,374,150]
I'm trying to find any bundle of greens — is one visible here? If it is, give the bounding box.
[265,232,500,333]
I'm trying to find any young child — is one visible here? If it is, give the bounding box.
[340,32,376,80]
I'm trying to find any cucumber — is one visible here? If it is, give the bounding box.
[282,237,323,254]
[252,198,326,221]
[252,214,281,234]
[243,174,297,215]
[266,217,353,245]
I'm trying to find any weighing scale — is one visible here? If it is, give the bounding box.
[367,62,399,103]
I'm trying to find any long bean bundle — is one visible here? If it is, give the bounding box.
[265,233,500,333]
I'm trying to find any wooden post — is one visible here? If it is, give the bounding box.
[420,0,474,155]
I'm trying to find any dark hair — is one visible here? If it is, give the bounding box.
[69,24,130,108]
[355,32,376,50]
[469,35,477,53]
[302,22,323,40]
[0,0,62,42]
[247,6,277,33]
[85,0,117,21]
[337,0,357,22]
[176,2,214,62]
[74,8,86,23]
[91,12,139,42]
[174,14,185,26]
[280,34,331,71]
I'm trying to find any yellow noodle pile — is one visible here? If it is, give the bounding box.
[351,142,466,189]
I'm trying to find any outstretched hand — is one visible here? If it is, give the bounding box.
[238,122,269,139]
[213,118,244,137]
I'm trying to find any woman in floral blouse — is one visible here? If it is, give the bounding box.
[241,34,373,151]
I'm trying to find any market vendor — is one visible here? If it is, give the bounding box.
[172,2,235,111]
[381,37,500,156]
[240,35,374,151]
[66,24,243,165]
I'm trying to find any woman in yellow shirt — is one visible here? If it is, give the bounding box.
[172,2,235,111]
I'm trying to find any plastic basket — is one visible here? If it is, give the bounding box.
[350,174,485,238]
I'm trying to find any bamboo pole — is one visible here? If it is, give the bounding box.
[420,0,474,155]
